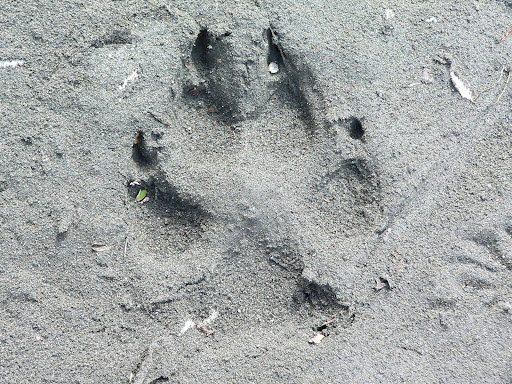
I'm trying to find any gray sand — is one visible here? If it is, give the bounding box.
[1,1,512,383]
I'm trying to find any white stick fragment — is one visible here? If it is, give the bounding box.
[180,319,195,335]
[450,71,473,101]
[308,333,325,344]
[0,59,25,68]
[119,70,138,91]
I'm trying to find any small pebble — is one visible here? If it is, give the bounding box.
[423,69,434,84]
[385,9,395,19]
[308,333,325,344]
[269,62,279,74]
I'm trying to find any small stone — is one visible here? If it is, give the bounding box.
[268,61,279,74]
[374,276,392,291]
[385,9,395,19]
[499,301,512,313]
[423,69,434,84]
[140,196,149,204]
[188,87,199,96]
[308,333,325,344]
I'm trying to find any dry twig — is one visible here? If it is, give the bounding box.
[317,317,337,330]
[474,66,506,101]
[499,26,512,43]
[496,70,511,104]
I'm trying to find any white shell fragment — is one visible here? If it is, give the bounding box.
[91,244,111,252]
[0,59,25,68]
[450,71,473,101]
[180,310,218,336]
[308,333,325,344]
[180,319,195,335]
[385,9,395,19]
[119,70,138,91]
[268,61,279,74]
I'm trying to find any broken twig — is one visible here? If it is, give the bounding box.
[499,26,512,43]
[317,317,337,331]
[474,66,506,101]
[495,70,511,104]
[147,111,170,126]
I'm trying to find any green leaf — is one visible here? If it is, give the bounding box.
[136,189,147,202]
